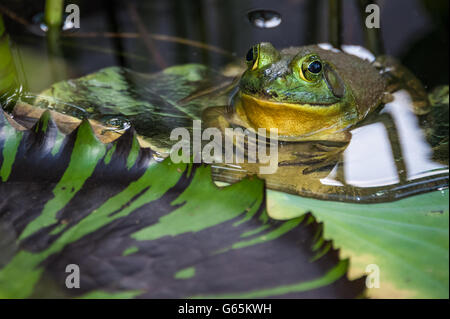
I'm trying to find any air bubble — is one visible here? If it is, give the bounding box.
[30,12,76,35]
[247,10,282,29]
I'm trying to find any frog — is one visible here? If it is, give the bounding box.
[202,42,440,174]
[232,42,389,139]
[200,42,448,198]
[6,42,448,201]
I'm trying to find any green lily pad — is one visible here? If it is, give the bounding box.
[267,188,449,298]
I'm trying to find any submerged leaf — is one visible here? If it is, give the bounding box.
[0,111,364,298]
[34,65,232,151]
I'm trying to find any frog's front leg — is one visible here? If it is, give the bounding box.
[278,130,351,174]
[202,105,351,174]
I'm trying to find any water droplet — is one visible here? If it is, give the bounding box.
[30,12,77,35]
[247,10,282,29]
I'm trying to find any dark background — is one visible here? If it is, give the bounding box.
[2,0,449,89]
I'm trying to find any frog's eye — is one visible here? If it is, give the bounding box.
[307,61,322,74]
[298,55,323,82]
[245,43,280,70]
[245,45,259,70]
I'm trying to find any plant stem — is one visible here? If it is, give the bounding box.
[44,0,67,82]
[0,13,5,35]
[0,14,21,110]
[44,0,64,28]
[328,0,342,49]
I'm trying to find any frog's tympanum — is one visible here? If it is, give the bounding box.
[233,42,387,138]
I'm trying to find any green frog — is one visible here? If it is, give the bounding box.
[233,42,388,138]
[203,42,444,172]
[220,42,440,141]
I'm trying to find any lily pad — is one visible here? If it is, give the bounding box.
[267,188,449,298]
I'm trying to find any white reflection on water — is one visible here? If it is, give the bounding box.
[325,90,448,189]
[383,90,448,180]
[318,43,376,62]
[320,164,344,187]
[343,121,399,187]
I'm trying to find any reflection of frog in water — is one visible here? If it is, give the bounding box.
[9,42,448,201]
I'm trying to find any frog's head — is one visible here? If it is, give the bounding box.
[235,42,359,137]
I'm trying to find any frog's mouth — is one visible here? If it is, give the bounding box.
[239,92,342,113]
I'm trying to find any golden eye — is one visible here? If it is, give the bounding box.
[299,55,323,82]
[245,45,259,70]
